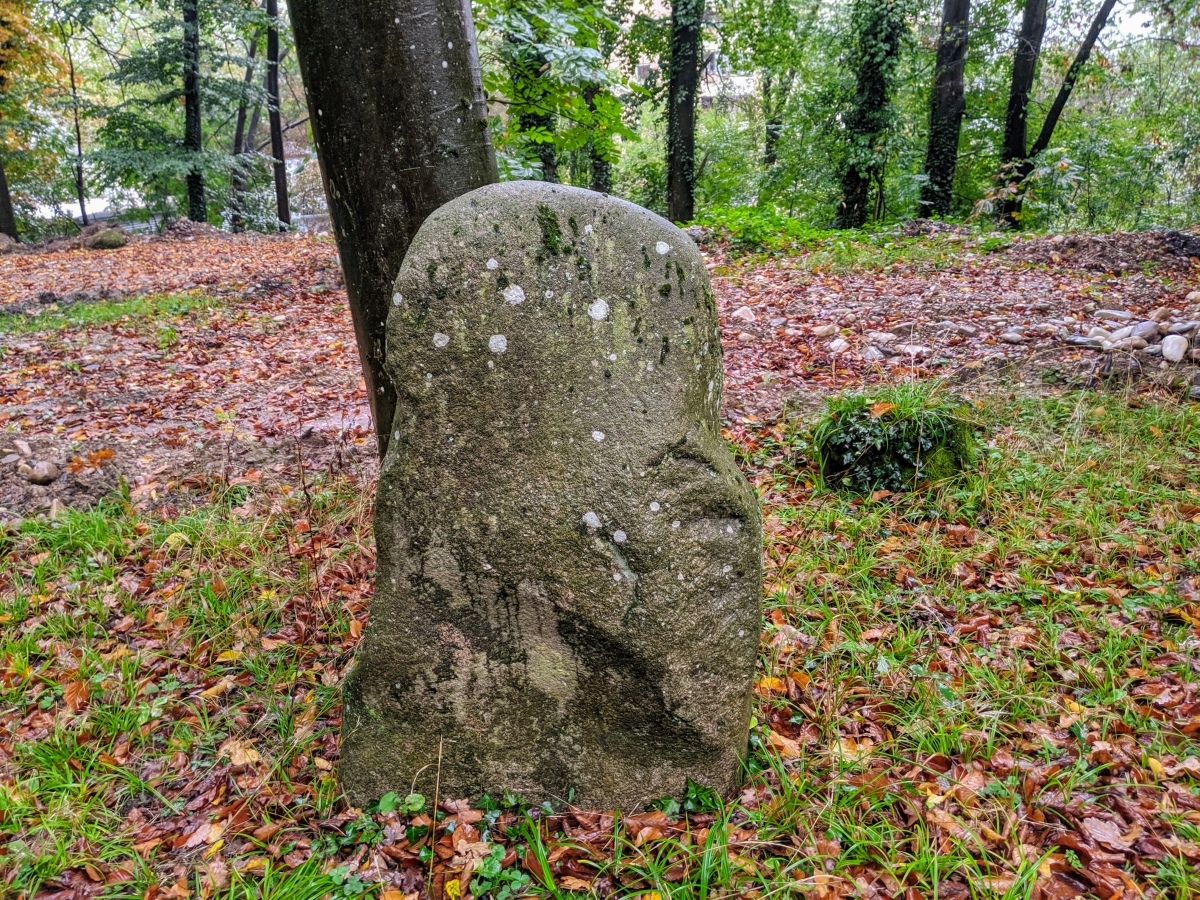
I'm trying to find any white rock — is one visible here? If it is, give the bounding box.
[867,331,898,344]
[861,346,886,362]
[896,344,932,356]
[1088,327,1111,339]
[828,338,850,354]
[730,305,756,324]
[813,324,839,338]
[1095,309,1133,321]
[999,332,1027,344]
[1187,291,1200,304]
[13,439,32,458]
[1108,326,1135,342]
[1162,334,1189,363]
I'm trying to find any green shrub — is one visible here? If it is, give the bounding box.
[813,382,978,493]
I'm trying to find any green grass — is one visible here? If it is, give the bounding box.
[0,292,220,335]
[2,392,1199,898]
[695,204,1015,272]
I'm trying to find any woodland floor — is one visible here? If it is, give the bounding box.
[1,227,1199,900]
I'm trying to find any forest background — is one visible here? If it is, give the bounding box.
[0,0,1198,244]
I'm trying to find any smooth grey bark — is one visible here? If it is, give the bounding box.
[182,0,206,222]
[266,0,290,229]
[667,0,702,223]
[289,0,498,454]
[920,0,969,217]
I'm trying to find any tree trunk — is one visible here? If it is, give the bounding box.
[998,0,1047,225]
[0,152,17,240]
[60,27,89,226]
[835,0,906,230]
[182,0,206,222]
[505,35,558,183]
[762,69,793,168]
[230,36,259,233]
[1028,0,1118,158]
[666,0,702,223]
[289,0,498,454]
[919,0,969,218]
[266,0,291,229]
[583,86,612,193]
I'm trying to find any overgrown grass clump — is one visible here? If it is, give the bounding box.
[813,382,978,493]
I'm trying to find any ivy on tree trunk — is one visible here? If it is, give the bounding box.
[920,0,969,218]
[835,0,907,230]
[289,0,498,455]
[182,0,206,222]
[666,0,702,223]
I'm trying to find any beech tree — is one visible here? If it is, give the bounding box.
[289,0,498,453]
[920,0,969,218]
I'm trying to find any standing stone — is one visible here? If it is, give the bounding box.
[342,182,762,810]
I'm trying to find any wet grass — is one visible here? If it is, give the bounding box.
[2,391,1199,898]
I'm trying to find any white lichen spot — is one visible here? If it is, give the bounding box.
[433,332,450,348]
[591,431,606,442]
[677,573,684,581]
[544,290,554,299]
[607,353,617,362]
[723,565,732,574]
[486,258,499,270]
[738,629,746,637]
[425,373,433,380]
[584,224,594,235]
[655,241,670,255]
[447,41,454,48]
[489,334,508,353]
[726,524,735,534]
[582,510,601,529]
[671,520,681,529]
[394,430,401,441]
[613,530,627,543]
[503,284,526,305]
[613,572,622,582]
[318,108,323,117]
[649,501,661,512]
[392,292,403,306]
[488,360,495,369]
[646,361,655,372]
[588,299,609,321]
[441,60,449,68]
